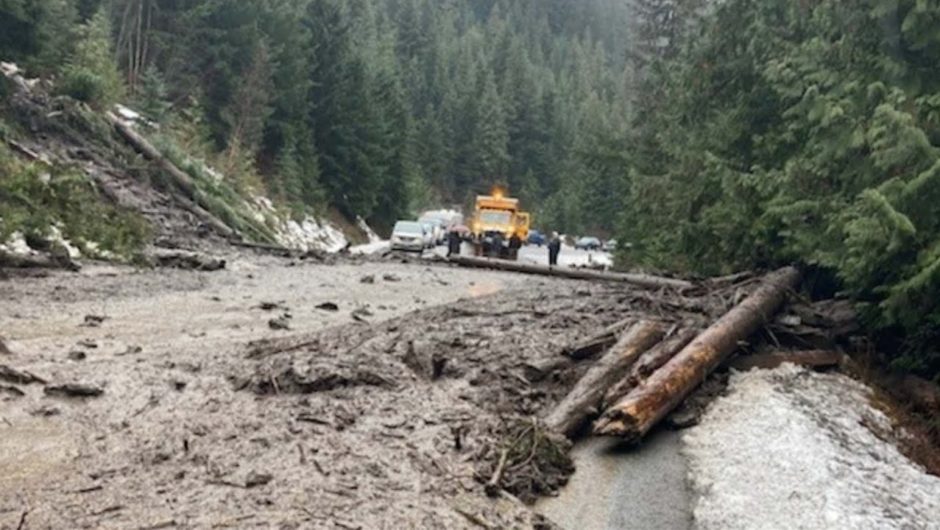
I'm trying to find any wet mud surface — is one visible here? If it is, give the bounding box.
[0,255,684,529]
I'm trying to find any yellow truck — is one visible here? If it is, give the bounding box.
[470,189,530,260]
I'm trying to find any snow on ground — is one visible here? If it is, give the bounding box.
[357,216,382,243]
[0,232,32,255]
[250,197,350,253]
[682,365,940,530]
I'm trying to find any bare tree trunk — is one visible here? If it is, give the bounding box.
[594,267,801,441]
[545,320,666,438]
[107,113,238,240]
[602,328,698,409]
[448,255,694,290]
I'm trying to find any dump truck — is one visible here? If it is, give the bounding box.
[470,188,530,260]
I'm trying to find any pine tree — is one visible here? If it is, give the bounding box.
[61,8,124,107]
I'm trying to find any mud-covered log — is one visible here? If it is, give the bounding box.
[106,113,237,240]
[545,321,665,437]
[562,318,635,360]
[602,329,698,409]
[0,250,79,271]
[231,240,293,257]
[594,267,801,441]
[448,255,694,290]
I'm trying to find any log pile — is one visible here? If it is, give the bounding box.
[543,267,804,443]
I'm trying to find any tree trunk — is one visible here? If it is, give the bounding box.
[0,250,78,271]
[545,320,666,438]
[106,113,238,240]
[448,255,694,290]
[602,328,698,409]
[594,267,801,441]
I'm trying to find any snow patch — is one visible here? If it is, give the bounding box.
[114,104,141,122]
[0,232,33,255]
[357,217,381,243]
[248,196,349,253]
[0,61,20,77]
[48,226,81,259]
[683,365,940,530]
[350,240,391,256]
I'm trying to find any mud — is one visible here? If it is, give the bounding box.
[0,253,682,529]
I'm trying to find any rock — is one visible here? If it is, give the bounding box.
[245,471,273,488]
[258,302,282,311]
[383,274,402,282]
[0,338,11,355]
[44,383,105,398]
[82,315,108,328]
[68,350,87,361]
[360,275,375,284]
[269,316,292,331]
[316,302,340,312]
[117,345,143,356]
[665,408,700,430]
[78,339,98,349]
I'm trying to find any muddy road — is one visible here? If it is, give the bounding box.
[0,253,676,529]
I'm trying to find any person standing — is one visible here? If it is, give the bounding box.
[548,232,561,267]
[447,228,462,257]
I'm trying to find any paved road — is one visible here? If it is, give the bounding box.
[537,429,693,530]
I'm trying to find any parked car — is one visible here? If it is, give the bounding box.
[391,221,428,252]
[603,239,618,252]
[575,236,602,251]
[527,230,547,247]
[420,217,447,245]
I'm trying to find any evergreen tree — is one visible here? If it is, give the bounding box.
[61,8,124,107]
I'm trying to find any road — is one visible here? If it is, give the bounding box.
[538,431,692,530]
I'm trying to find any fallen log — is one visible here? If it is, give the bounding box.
[562,317,635,360]
[106,113,237,240]
[231,240,293,257]
[44,383,104,398]
[0,250,80,271]
[150,249,226,272]
[602,328,698,409]
[0,364,47,385]
[594,266,801,441]
[448,255,694,291]
[545,320,665,437]
[729,350,844,372]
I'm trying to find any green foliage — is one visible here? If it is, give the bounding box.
[0,145,149,259]
[0,0,77,72]
[611,0,940,379]
[137,64,170,122]
[60,8,124,107]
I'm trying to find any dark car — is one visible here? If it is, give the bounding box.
[575,236,602,251]
[527,230,547,247]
